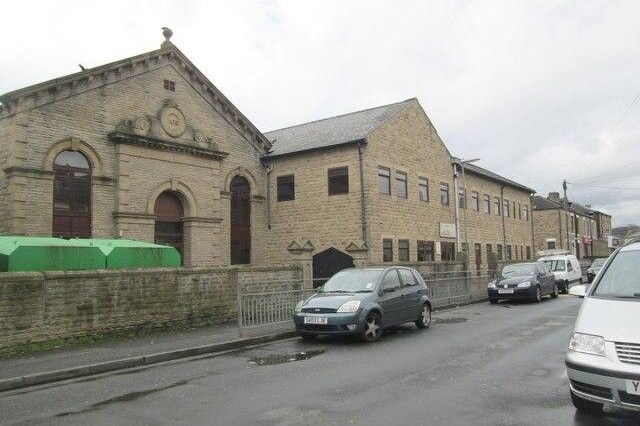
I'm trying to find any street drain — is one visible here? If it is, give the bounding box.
[248,350,324,366]
[433,317,467,324]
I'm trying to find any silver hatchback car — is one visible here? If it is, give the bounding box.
[566,240,640,414]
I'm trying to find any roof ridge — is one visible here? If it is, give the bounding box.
[264,98,415,136]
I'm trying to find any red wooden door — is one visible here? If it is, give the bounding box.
[154,191,184,261]
[230,176,251,265]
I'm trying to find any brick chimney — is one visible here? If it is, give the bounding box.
[548,192,560,202]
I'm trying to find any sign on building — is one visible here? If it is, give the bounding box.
[439,223,457,238]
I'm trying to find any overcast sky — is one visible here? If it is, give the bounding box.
[2,0,639,226]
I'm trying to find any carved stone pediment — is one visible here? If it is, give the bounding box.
[345,240,369,253]
[111,100,226,159]
[287,238,315,253]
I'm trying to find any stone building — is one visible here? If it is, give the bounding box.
[532,193,612,258]
[1,34,538,273]
[0,35,271,267]
[264,99,536,279]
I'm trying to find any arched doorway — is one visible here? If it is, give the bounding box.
[154,191,184,261]
[230,176,251,265]
[52,150,92,238]
[312,247,355,288]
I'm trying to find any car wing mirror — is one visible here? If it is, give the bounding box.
[382,286,396,293]
[569,284,587,298]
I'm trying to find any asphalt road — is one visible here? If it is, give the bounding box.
[2,295,639,426]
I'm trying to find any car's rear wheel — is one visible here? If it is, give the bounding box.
[561,281,569,294]
[570,391,603,414]
[550,283,559,299]
[415,304,431,329]
[362,311,382,343]
[533,286,542,303]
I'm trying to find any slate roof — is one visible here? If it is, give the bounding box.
[532,195,561,210]
[460,162,536,194]
[264,99,415,157]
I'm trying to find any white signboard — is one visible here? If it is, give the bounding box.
[440,223,457,239]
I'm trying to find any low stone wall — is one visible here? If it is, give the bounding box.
[0,266,301,354]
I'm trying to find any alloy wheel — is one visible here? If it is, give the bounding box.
[416,304,431,329]
[362,312,381,342]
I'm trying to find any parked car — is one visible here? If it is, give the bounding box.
[539,254,582,294]
[293,267,431,342]
[565,241,640,414]
[586,257,607,283]
[487,262,557,303]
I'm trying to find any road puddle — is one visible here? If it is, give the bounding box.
[248,350,324,366]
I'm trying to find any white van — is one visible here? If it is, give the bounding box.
[538,254,582,294]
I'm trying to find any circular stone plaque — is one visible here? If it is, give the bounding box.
[160,106,186,138]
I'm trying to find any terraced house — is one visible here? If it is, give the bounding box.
[264,99,536,279]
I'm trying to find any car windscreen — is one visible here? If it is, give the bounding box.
[500,264,536,277]
[320,269,383,293]
[543,260,565,272]
[592,250,640,299]
[590,258,606,268]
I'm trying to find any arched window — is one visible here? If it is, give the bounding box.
[52,150,92,238]
[154,191,184,261]
[230,176,251,264]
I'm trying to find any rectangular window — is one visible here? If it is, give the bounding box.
[483,194,491,214]
[378,167,390,195]
[419,177,429,202]
[521,245,524,260]
[518,203,522,220]
[526,246,531,260]
[547,240,556,249]
[523,205,529,221]
[383,239,393,262]
[398,239,410,261]
[163,79,176,92]
[417,240,435,261]
[506,245,512,260]
[503,199,510,218]
[441,242,456,261]
[497,244,503,260]
[471,191,480,212]
[512,201,516,219]
[440,183,449,206]
[276,175,295,202]
[458,188,466,209]
[396,171,408,198]
[494,197,501,216]
[328,167,349,195]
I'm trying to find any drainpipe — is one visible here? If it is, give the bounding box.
[557,209,562,249]
[357,142,367,244]
[265,161,273,230]
[500,185,507,259]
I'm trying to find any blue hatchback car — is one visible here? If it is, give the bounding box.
[293,267,432,342]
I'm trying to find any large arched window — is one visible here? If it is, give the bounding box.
[230,176,251,265]
[154,191,184,261]
[52,150,92,238]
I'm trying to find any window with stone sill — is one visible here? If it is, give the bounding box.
[398,239,410,261]
[328,167,349,195]
[419,177,429,202]
[378,167,391,195]
[277,174,295,202]
[383,239,393,262]
[440,183,450,206]
[471,191,479,212]
[396,171,408,198]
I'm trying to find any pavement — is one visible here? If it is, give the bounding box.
[3,295,640,426]
[0,322,295,392]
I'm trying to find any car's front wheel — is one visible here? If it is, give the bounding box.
[550,283,559,299]
[533,286,542,303]
[561,281,569,294]
[570,391,603,414]
[415,304,431,329]
[362,311,382,343]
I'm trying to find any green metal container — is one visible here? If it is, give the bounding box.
[69,239,181,269]
[0,236,106,272]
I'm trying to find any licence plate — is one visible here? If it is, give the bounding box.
[627,379,640,395]
[304,316,328,325]
[498,289,514,294]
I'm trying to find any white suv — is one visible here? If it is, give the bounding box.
[539,254,582,294]
[566,241,640,414]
